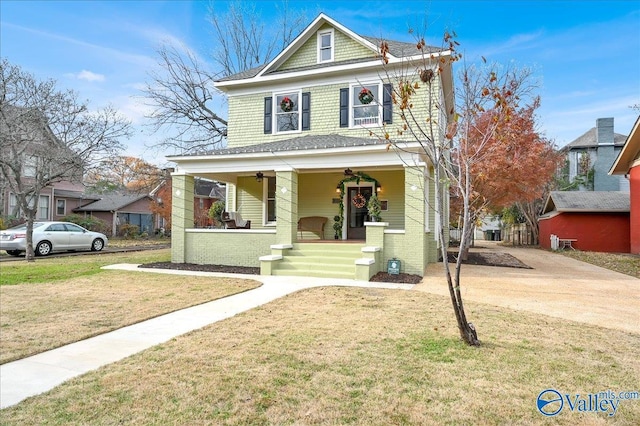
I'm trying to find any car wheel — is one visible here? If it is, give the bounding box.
[6,250,22,257]
[91,238,104,252]
[35,241,52,256]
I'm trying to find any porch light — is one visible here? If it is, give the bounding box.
[256,172,264,182]
[336,185,341,193]
[376,185,381,193]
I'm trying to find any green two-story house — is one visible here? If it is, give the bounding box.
[168,13,454,280]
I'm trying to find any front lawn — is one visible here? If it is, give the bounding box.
[561,250,640,278]
[0,249,261,363]
[2,287,638,424]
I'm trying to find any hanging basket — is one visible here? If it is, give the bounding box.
[280,97,294,112]
[358,88,374,105]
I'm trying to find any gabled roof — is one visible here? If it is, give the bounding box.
[54,189,100,200]
[194,178,225,199]
[74,193,151,212]
[216,13,446,86]
[202,134,388,157]
[542,191,630,215]
[561,127,627,151]
[610,115,640,175]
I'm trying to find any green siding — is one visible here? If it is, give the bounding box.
[227,78,443,149]
[297,170,406,239]
[236,176,264,228]
[279,24,374,71]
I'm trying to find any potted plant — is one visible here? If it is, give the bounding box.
[367,193,382,222]
[333,215,342,239]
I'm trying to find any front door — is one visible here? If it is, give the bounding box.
[347,186,372,240]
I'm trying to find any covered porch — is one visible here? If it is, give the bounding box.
[168,136,441,279]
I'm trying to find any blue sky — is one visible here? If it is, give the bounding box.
[1,0,639,165]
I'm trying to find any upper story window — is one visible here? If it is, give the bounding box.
[274,91,301,133]
[351,83,381,127]
[317,29,334,63]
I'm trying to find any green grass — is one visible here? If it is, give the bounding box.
[1,287,638,425]
[0,249,170,286]
[561,250,640,278]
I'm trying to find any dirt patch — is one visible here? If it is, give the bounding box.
[446,251,532,269]
[140,262,260,275]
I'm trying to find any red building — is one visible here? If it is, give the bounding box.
[609,116,640,254]
[539,191,630,253]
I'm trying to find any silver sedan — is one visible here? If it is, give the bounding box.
[0,221,108,256]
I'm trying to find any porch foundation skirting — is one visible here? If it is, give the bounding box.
[182,229,277,267]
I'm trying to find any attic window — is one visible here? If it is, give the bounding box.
[318,29,334,63]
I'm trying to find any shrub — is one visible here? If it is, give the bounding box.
[118,223,140,238]
[208,200,226,227]
[62,214,109,233]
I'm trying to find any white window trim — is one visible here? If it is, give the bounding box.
[56,199,67,216]
[273,90,303,135]
[317,29,334,63]
[263,176,277,226]
[349,81,383,129]
[37,194,50,220]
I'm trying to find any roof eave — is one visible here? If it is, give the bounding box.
[609,115,640,175]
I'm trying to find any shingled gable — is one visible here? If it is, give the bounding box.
[215,13,447,87]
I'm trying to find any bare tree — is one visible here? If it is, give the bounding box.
[378,33,539,345]
[142,45,228,155]
[0,58,132,261]
[142,1,307,155]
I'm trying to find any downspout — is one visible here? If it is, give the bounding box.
[51,187,55,220]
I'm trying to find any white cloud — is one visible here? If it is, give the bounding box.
[76,70,105,82]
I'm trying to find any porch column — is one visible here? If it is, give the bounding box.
[171,173,194,263]
[275,169,298,245]
[404,165,427,275]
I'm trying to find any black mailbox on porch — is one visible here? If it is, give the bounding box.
[387,258,401,275]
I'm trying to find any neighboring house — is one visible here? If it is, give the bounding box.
[561,117,628,191]
[151,172,226,231]
[0,105,96,223]
[538,191,630,253]
[167,13,454,279]
[609,115,640,254]
[1,180,99,223]
[74,193,154,236]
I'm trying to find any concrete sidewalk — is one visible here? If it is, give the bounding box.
[0,265,413,409]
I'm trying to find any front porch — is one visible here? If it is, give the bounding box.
[169,140,442,280]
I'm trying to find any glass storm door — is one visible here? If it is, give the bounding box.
[347,186,372,240]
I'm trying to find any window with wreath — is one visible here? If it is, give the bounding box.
[352,84,380,126]
[275,92,300,133]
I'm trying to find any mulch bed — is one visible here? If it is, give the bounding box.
[444,251,532,269]
[140,251,531,285]
[140,262,260,275]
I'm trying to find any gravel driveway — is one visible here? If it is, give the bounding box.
[414,242,639,334]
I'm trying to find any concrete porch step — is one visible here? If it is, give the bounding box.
[270,242,365,279]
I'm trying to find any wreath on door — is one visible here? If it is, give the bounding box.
[352,193,366,208]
